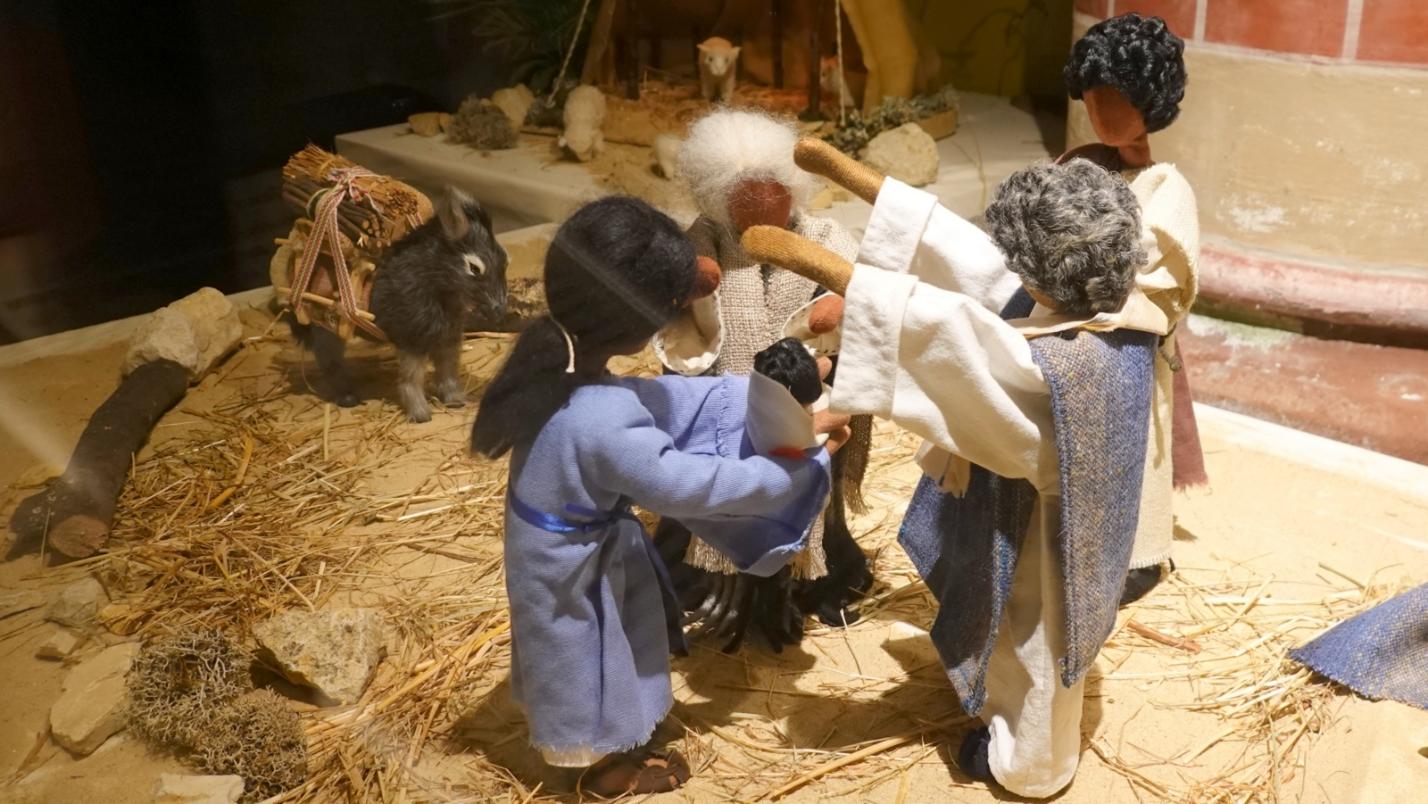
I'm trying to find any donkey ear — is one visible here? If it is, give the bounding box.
[437,187,474,241]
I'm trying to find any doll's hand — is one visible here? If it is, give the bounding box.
[689,256,722,302]
[808,295,844,335]
[814,409,851,455]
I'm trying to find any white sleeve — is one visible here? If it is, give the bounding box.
[830,264,1057,488]
[858,177,1023,312]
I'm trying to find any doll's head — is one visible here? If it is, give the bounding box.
[1064,13,1186,136]
[472,196,696,457]
[679,109,818,234]
[544,196,697,356]
[984,159,1146,316]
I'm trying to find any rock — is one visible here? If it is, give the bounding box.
[44,576,108,629]
[408,112,445,137]
[122,287,242,379]
[49,642,139,755]
[861,122,940,187]
[253,608,386,705]
[0,589,45,620]
[152,773,245,804]
[35,627,81,660]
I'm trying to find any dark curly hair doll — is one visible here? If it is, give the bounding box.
[1064,13,1187,133]
[472,196,696,457]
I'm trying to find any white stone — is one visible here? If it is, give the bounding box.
[122,287,242,379]
[44,576,107,630]
[862,122,940,188]
[152,773,245,804]
[253,608,386,705]
[35,627,81,660]
[49,642,139,755]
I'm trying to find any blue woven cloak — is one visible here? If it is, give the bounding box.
[898,289,1156,715]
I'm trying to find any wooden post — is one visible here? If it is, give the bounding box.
[771,0,784,89]
[580,0,620,87]
[803,0,825,120]
[622,0,640,99]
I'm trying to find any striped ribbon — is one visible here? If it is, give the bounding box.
[288,167,388,340]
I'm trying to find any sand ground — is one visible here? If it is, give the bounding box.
[0,279,1425,802]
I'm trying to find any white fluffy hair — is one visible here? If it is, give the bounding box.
[677,109,818,229]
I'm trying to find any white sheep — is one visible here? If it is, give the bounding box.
[697,37,741,103]
[558,85,606,162]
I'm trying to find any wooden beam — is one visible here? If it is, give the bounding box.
[803,0,824,119]
[580,0,620,87]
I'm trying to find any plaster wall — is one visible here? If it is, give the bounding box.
[1068,39,1428,275]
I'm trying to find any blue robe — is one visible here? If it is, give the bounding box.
[503,374,831,765]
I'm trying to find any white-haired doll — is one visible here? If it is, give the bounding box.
[653,109,869,651]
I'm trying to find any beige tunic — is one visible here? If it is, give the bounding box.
[654,213,859,579]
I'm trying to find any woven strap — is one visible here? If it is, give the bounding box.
[288,167,388,340]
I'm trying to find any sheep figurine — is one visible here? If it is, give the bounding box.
[697,37,741,103]
[558,85,606,162]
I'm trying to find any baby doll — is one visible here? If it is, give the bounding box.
[470,196,841,797]
[744,156,1160,798]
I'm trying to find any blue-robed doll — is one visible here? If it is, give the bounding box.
[471,197,846,797]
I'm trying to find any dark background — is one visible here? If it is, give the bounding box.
[0,0,506,343]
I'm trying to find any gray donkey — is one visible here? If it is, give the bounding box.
[295,188,508,422]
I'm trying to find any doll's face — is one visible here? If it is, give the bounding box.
[727,178,793,234]
[1083,85,1146,146]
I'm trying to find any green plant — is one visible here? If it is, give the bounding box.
[426,0,590,93]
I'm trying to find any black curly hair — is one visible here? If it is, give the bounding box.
[1064,13,1187,133]
[985,159,1146,316]
[471,196,696,458]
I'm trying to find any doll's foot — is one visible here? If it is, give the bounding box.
[577,749,690,797]
[1120,558,1175,606]
[956,726,993,783]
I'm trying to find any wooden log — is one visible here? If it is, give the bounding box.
[802,0,825,120]
[771,0,784,89]
[7,360,191,560]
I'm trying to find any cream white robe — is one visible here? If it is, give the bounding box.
[829,174,1194,797]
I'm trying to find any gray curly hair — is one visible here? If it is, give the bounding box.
[984,158,1145,315]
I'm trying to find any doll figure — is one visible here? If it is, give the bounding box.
[654,109,871,650]
[1062,12,1203,604]
[743,149,1185,798]
[471,196,843,797]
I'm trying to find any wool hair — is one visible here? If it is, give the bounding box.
[984,158,1146,316]
[1064,13,1187,133]
[471,196,696,458]
[678,109,819,231]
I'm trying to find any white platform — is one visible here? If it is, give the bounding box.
[334,92,1055,236]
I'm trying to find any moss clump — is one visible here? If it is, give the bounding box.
[195,689,308,801]
[127,629,254,747]
[822,86,960,155]
[448,96,518,150]
[127,630,307,801]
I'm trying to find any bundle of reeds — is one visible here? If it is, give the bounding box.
[280,145,434,250]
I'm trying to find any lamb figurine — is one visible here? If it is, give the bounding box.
[697,37,741,103]
[558,85,606,162]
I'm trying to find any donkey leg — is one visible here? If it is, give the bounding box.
[433,340,467,407]
[396,350,432,423]
[307,325,359,407]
